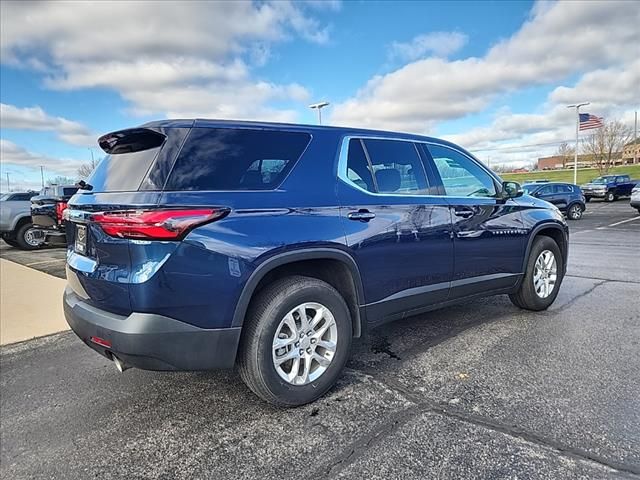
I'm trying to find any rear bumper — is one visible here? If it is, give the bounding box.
[63,287,241,371]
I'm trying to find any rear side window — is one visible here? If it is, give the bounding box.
[89,129,165,192]
[165,128,311,191]
[63,187,79,196]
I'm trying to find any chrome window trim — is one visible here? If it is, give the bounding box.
[337,134,502,200]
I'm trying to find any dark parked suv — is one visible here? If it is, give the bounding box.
[64,120,568,406]
[522,182,586,220]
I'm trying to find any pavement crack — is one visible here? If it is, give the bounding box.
[356,373,640,478]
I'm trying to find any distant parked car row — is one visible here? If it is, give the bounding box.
[0,185,78,250]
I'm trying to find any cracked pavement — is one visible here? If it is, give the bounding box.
[1,201,639,479]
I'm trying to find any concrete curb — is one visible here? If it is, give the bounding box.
[0,258,69,346]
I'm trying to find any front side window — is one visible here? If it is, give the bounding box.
[537,185,555,195]
[361,139,429,194]
[166,128,310,191]
[427,145,497,198]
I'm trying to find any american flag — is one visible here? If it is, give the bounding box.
[579,113,604,131]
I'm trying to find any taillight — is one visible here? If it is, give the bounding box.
[90,208,228,240]
[56,202,68,223]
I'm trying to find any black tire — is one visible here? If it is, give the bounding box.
[2,237,20,248]
[14,222,43,250]
[566,203,583,220]
[238,275,352,407]
[605,191,615,202]
[509,236,564,311]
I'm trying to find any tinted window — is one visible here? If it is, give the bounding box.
[557,185,573,193]
[63,187,79,196]
[362,139,429,194]
[166,128,310,191]
[428,145,496,197]
[345,139,375,192]
[537,185,555,195]
[10,193,33,201]
[89,129,166,192]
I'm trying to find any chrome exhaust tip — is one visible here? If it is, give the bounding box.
[113,355,130,373]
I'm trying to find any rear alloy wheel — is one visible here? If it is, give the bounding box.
[510,236,563,311]
[567,203,583,220]
[238,275,352,406]
[605,191,615,202]
[15,222,43,250]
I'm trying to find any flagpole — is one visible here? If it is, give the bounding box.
[567,102,589,185]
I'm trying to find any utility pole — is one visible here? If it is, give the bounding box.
[5,173,9,192]
[40,166,45,188]
[634,110,638,165]
[309,101,330,125]
[567,102,589,185]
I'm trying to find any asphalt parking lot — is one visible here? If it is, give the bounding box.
[1,200,639,479]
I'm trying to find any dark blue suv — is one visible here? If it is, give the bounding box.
[64,120,568,406]
[522,182,586,220]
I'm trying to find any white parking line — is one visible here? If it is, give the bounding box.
[596,216,640,229]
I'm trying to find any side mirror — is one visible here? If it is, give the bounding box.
[502,181,523,199]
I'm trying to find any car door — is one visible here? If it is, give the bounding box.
[535,184,561,207]
[337,136,453,325]
[423,143,526,299]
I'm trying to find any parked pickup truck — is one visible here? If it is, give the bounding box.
[0,191,41,249]
[580,174,638,202]
[30,185,79,246]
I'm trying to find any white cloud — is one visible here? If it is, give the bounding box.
[1,139,84,177]
[331,1,639,132]
[0,103,96,147]
[0,1,328,120]
[389,32,467,61]
[443,60,640,166]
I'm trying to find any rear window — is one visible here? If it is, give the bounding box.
[89,129,165,192]
[165,128,311,191]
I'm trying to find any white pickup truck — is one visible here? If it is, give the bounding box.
[0,191,41,249]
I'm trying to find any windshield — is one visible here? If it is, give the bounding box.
[0,194,9,201]
[590,177,610,184]
[522,185,537,194]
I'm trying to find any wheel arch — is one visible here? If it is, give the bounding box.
[232,248,366,337]
[11,214,32,232]
[522,223,568,274]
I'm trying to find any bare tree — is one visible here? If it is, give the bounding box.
[77,157,99,179]
[47,175,77,186]
[581,120,633,174]
[555,142,574,169]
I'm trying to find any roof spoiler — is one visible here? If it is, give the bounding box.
[98,128,166,154]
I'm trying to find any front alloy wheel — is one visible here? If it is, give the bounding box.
[533,250,557,298]
[509,235,563,311]
[605,191,615,202]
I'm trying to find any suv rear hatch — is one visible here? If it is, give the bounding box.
[66,126,195,315]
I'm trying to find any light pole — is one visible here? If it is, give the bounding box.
[566,102,589,185]
[309,101,330,125]
[40,166,45,188]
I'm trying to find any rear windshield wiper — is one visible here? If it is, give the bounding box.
[76,180,93,191]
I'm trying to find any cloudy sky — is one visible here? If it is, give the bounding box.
[1,0,638,191]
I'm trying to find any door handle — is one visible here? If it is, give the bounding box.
[453,207,475,218]
[347,209,376,222]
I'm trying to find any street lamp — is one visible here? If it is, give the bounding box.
[309,101,330,125]
[566,102,589,185]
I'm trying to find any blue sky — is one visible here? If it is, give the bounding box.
[1,0,638,191]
